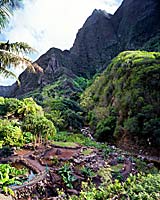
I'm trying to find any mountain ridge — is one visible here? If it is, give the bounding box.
[0,0,160,97]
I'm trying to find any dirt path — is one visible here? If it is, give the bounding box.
[23,157,46,173]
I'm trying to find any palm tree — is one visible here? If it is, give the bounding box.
[0,0,42,83]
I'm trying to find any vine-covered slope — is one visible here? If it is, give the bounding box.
[81,51,160,147]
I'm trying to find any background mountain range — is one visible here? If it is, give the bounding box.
[0,0,159,97]
[0,0,160,149]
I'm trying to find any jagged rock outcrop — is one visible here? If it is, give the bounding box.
[8,48,77,97]
[0,85,15,97]
[0,0,159,97]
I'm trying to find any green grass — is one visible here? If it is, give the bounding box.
[53,131,108,148]
[81,149,93,156]
[52,141,79,148]
[111,163,124,173]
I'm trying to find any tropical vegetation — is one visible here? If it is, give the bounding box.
[0,1,160,200]
[81,51,160,146]
[0,97,56,147]
[0,0,42,82]
[0,163,27,195]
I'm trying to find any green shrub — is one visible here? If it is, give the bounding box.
[58,163,76,189]
[95,116,116,141]
[22,114,56,142]
[69,173,160,200]
[45,110,64,130]
[0,120,23,146]
[0,164,28,195]
[23,132,34,144]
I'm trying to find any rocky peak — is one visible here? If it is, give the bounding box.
[88,9,112,23]
[112,0,160,49]
[0,0,160,97]
[3,47,76,97]
[70,8,117,74]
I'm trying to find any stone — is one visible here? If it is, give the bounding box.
[67,189,79,195]
[49,156,54,160]
[74,159,81,164]
[55,149,62,155]
[29,154,36,160]
[147,163,154,168]
[109,159,118,166]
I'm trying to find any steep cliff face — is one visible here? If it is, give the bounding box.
[70,9,118,74]
[112,0,160,50]
[0,85,16,97]
[0,0,159,97]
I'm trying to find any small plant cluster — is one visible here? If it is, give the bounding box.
[53,131,112,152]
[58,163,76,189]
[80,166,95,178]
[0,164,28,196]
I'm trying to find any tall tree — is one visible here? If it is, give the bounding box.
[0,0,42,83]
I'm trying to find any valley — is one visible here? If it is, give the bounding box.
[0,0,160,199]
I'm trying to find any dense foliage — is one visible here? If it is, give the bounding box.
[21,76,90,130]
[81,51,160,146]
[69,173,160,200]
[0,97,56,147]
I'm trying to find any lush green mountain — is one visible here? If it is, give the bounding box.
[0,0,160,98]
[81,51,160,148]
[0,0,159,134]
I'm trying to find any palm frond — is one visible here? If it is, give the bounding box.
[0,0,22,8]
[0,41,37,55]
[0,1,12,30]
[0,65,20,85]
[0,49,40,72]
[0,0,42,83]
[0,49,43,83]
[0,0,12,6]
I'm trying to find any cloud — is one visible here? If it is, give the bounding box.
[0,0,122,85]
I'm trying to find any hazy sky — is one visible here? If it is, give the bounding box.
[0,0,123,85]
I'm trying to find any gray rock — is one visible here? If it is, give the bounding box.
[147,163,154,168]
[55,149,62,155]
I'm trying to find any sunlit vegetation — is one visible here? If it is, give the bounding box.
[0,0,160,199]
[81,51,160,146]
[0,97,56,147]
[52,141,79,148]
[22,75,90,131]
[68,173,160,200]
[0,164,28,195]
